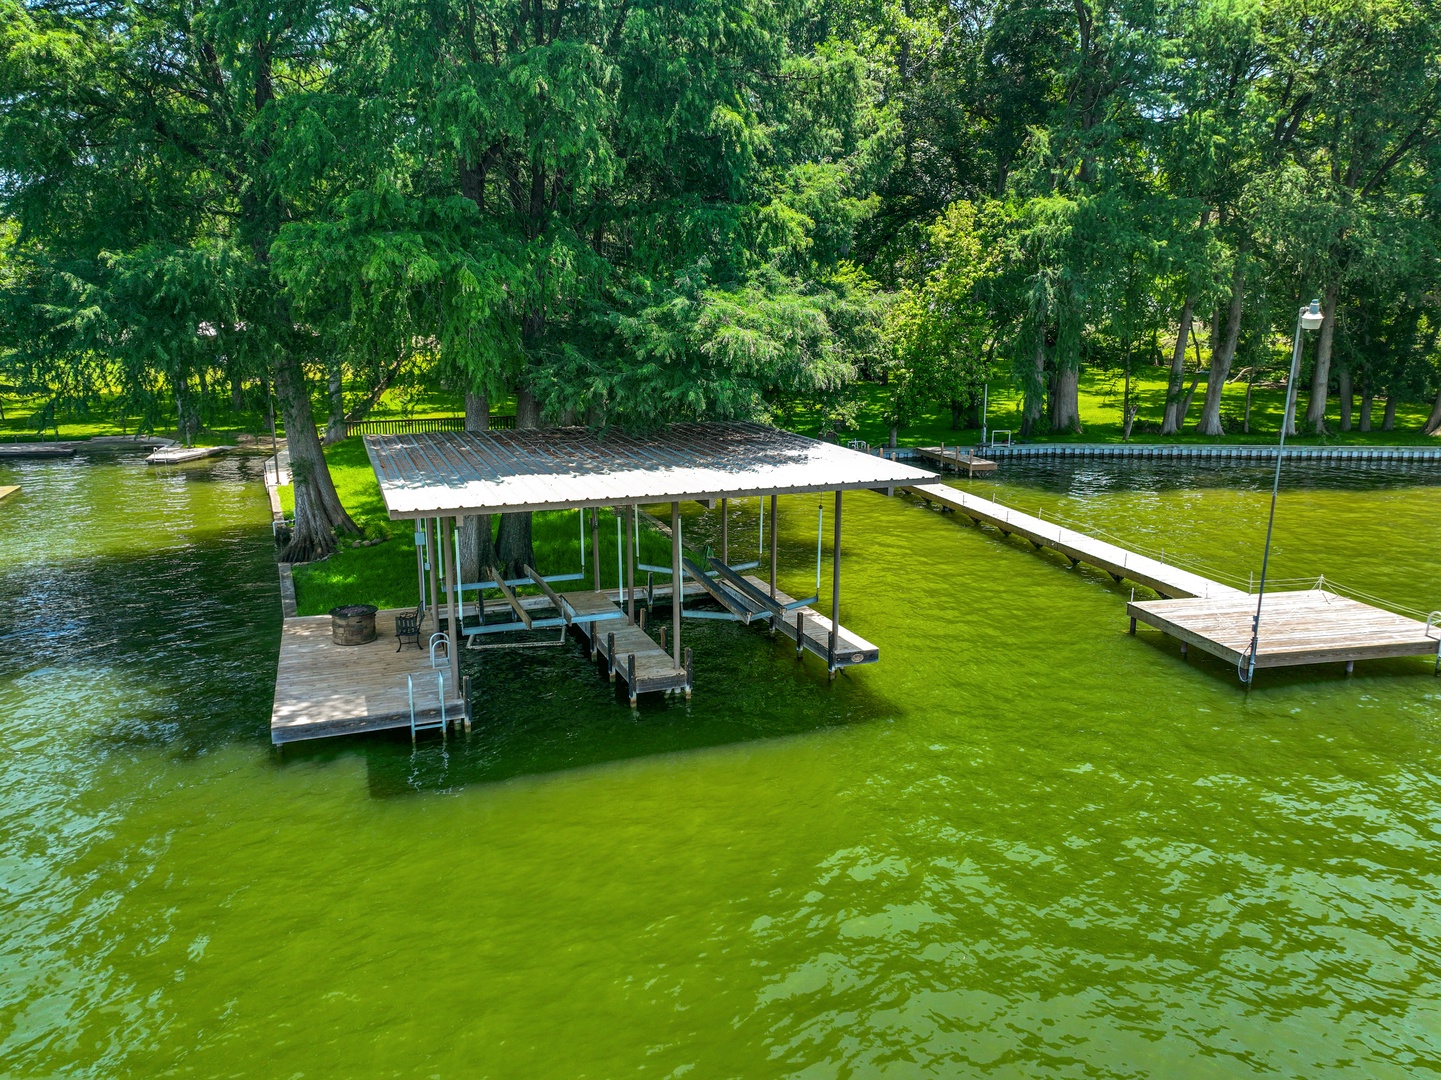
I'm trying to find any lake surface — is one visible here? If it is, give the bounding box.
[2,448,1439,1077]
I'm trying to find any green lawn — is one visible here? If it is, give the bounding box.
[787,366,1438,448]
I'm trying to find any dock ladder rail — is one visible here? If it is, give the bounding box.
[406,672,449,743]
[429,632,450,668]
[1428,612,1441,675]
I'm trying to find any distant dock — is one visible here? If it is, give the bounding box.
[0,443,74,458]
[914,446,998,476]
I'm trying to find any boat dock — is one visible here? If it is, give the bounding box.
[146,444,232,464]
[1129,591,1440,674]
[271,608,469,745]
[914,447,998,476]
[903,482,1241,600]
[903,481,1439,679]
[0,443,74,458]
[0,486,18,503]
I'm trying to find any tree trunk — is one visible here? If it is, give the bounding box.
[1161,295,1194,434]
[1020,340,1045,437]
[230,373,245,412]
[1196,267,1244,436]
[1304,284,1338,433]
[1359,390,1373,432]
[275,351,357,563]
[1049,364,1080,432]
[1243,376,1253,434]
[494,386,539,577]
[1424,384,1441,435]
[949,400,964,430]
[1338,366,1353,431]
[459,391,496,583]
[1382,395,1397,431]
[322,359,346,444]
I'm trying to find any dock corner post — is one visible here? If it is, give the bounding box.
[462,674,472,733]
[443,516,461,693]
[829,489,842,675]
[426,517,440,632]
[671,501,682,668]
[608,631,617,681]
[591,506,601,593]
[684,646,693,699]
[721,497,729,566]
[1129,617,1137,635]
[627,654,637,705]
[625,502,635,623]
[768,494,778,597]
[796,612,805,659]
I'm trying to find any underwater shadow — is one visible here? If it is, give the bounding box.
[275,616,897,797]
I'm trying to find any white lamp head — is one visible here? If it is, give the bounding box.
[1300,299,1323,331]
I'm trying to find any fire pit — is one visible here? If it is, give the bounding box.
[329,604,378,646]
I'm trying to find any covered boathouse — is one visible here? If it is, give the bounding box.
[269,422,934,745]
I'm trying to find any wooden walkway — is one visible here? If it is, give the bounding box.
[571,592,691,704]
[903,482,1243,600]
[914,447,998,475]
[271,609,467,745]
[1129,591,1441,673]
[741,575,879,669]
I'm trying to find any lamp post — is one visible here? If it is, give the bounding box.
[1244,298,1324,684]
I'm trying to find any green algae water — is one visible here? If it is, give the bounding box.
[2,448,1440,1077]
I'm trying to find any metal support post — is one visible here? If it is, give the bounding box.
[829,491,842,678]
[671,502,683,668]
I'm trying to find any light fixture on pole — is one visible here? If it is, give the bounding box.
[1243,298,1323,684]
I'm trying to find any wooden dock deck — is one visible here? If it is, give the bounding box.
[903,481,1243,600]
[271,609,467,745]
[0,485,18,503]
[1129,590,1441,673]
[571,592,691,704]
[741,575,879,669]
[915,447,998,475]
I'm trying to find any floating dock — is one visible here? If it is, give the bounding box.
[146,444,232,464]
[0,443,74,458]
[903,481,1241,600]
[270,609,468,744]
[1129,591,1440,673]
[0,486,18,503]
[914,446,998,476]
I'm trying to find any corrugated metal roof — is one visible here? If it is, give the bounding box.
[363,422,936,517]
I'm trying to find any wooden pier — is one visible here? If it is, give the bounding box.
[1129,591,1441,673]
[914,446,998,476]
[270,609,468,745]
[903,481,1243,600]
[741,576,878,668]
[904,481,1439,679]
[0,443,74,458]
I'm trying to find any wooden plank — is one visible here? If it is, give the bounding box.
[708,558,786,617]
[0,485,18,503]
[487,567,532,629]
[742,576,879,667]
[524,564,572,623]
